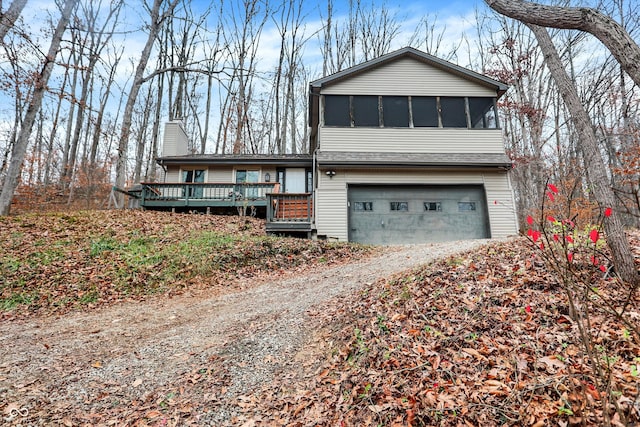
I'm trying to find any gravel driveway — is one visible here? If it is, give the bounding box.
[0,239,489,424]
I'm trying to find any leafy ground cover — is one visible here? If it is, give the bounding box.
[230,235,640,426]
[0,210,372,319]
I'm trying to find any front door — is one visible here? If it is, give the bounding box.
[285,168,306,193]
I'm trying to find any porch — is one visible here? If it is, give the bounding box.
[135,182,314,234]
[137,182,277,209]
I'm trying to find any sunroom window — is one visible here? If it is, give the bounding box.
[352,95,379,127]
[439,97,468,128]
[412,96,439,127]
[324,95,351,126]
[382,96,409,127]
[468,97,498,129]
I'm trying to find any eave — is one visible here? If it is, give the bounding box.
[316,151,513,170]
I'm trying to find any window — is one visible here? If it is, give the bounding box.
[424,201,442,211]
[382,96,409,127]
[324,95,351,126]
[236,169,260,198]
[440,97,468,128]
[468,97,498,129]
[354,201,373,211]
[412,96,439,127]
[458,201,477,212]
[182,169,205,198]
[390,201,409,211]
[353,95,379,127]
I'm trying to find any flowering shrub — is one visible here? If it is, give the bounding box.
[525,182,613,280]
[523,181,639,426]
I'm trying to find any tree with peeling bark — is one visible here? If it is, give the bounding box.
[0,0,78,216]
[486,0,639,285]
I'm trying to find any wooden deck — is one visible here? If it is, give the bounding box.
[134,182,314,235]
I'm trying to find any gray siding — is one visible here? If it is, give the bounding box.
[314,169,517,241]
[321,57,497,96]
[318,128,504,153]
[162,121,189,156]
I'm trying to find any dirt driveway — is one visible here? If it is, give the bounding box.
[0,240,488,425]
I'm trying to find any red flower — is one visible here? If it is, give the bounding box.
[566,235,574,244]
[567,252,574,262]
[547,183,559,193]
[591,255,598,265]
[547,191,555,202]
[525,305,532,313]
[553,234,559,242]
[526,215,534,225]
[589,229,599,244]
[547,216,556,223]
[531,230,541,243]
[604,207,612,217]
[599,265,606,272]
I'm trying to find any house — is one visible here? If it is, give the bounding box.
[142,47,518,244]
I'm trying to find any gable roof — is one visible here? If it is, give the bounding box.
[309,46,508,96]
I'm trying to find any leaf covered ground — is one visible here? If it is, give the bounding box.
[1,210,639,426]
[0,210,372,319]
[232,236,640,426]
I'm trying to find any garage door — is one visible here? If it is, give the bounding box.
[348,185,489,245]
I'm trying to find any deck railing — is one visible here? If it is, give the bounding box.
[267,193,313,223]
[139,182,278,207]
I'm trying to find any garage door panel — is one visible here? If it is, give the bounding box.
[348,185,489,244]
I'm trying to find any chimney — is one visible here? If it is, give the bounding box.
[162,120,189,156]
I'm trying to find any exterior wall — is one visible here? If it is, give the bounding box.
[162,121,189,156]
[207,166,232,182]
[321,57,496,96]
[319,128,504,153]
[314,168,518,241]
[165,166,181,182]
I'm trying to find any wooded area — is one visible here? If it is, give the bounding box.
[0,0,638,229]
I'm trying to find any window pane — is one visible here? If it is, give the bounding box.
[236,170,247,183]
[193,170,205,183]
[354,201,373,211]
[440,97,467,128]
[353,95,379,127]
[468,97,497,129]
[390,201,409,211]
[382,96,409,127]
[458,201,476,211]
[412,96,438,127]
[324,95,351,126]
[424,201,442,211]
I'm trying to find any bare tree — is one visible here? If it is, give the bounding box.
[486,0,639,285]
[0,0,27,41]
[113,0,179,208]
[0,0,78,215]
[485,0,640,86]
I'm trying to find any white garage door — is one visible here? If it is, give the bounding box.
[348,185,489,245]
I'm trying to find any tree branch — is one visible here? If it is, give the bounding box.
[485,0,640,87]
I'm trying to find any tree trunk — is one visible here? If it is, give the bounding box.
[0,0,27,41]
[485,0,640,87]
[0,0,77,215]
[113,0,179,208]
[528,23,638,286]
